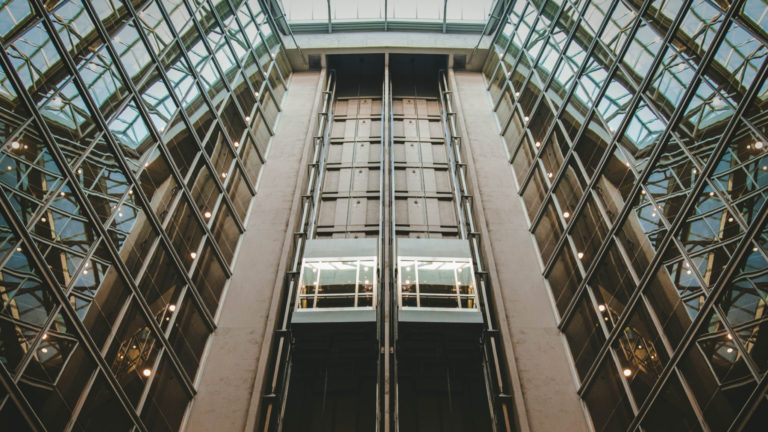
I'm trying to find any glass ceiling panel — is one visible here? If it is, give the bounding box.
[281,0,495,24]
[282,0,328,22]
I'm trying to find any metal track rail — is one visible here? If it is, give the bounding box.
[438,70,516,432]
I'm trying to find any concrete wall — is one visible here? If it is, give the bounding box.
[451,70,591,432]
[183,71,324,432]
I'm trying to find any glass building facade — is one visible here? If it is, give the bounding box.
[0,0,289,430]
[484,0,767,429]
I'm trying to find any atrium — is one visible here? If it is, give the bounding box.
[0,0,766,431]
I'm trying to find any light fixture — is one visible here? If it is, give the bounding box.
[728,217,733,222]
[535,141,541,148]
[563,211,570,218]
[77,168,82,174]
[16,247,22,252]
[6,166,11,171]
[577,252,584,259]
[727,333,733,340]
[10,141,20,150]
[144,162,149,167]
[41,217,47,223]
[254,91,260,97]
[128,189,133,195]
[245,116,251,122]
[598,304,606,312]
[190,252,197,259]
[41,347,48,353]
[641,190,646,195]
[234,141,239,148]
[60,191,66,197]
[204,211,212,219]
[169,304,176,312]
[142,368,152,377]
[754,247,759,252]
[709,191,715,197]
[221,172,227,178]
[83,269,88,275]
[524,116,530,122]
[623,368,632,377]
[42,333,48,340]
[547,172,553,178]
[515,91,520,98]
[726,347,734,353]
[755,141,764,150]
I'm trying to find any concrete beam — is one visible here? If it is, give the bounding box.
[183,71,324,432]
[450,70,592,432]
[282,32,492,71]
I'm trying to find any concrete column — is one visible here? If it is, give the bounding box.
[184,71,324,432]
[451,70,590,432]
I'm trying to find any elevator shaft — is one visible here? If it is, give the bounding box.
[260,55,515,432]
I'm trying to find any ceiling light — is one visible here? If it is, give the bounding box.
[577,252,584,259]
[190,252,197,259]
[10,141,20,150]
[204,211,212,219]
[755,141,764,150]
[563,211,570,218]
[623,368,632,377]
[598,304,606,312]
[142,368,152,377]
[169,304,176,312]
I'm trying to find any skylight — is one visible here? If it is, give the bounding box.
[279,0,498,31]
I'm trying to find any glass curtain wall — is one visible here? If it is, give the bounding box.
[0,0,290,430]
[484,0,767,430]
